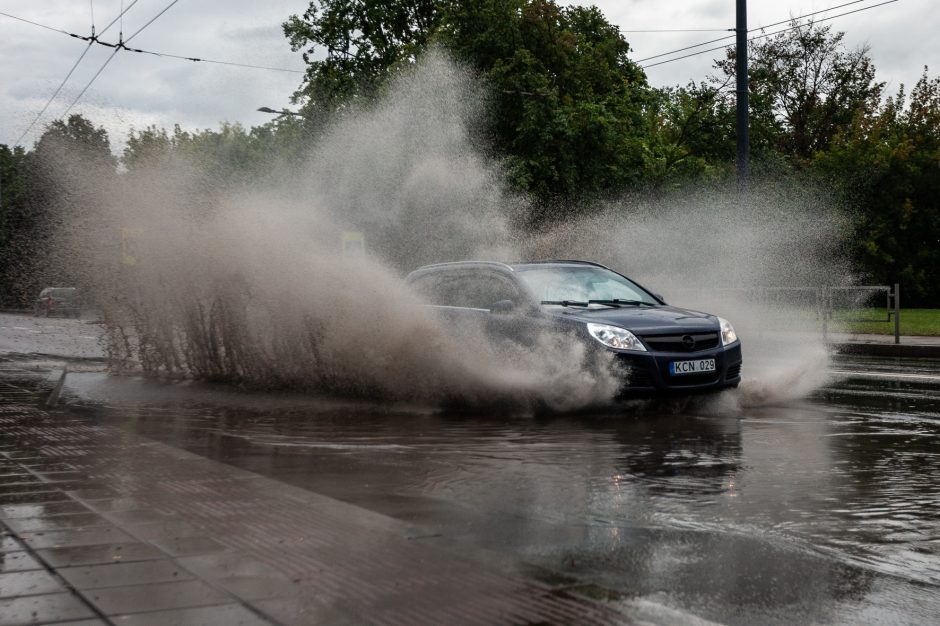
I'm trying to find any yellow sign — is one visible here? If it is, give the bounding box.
[342,231,365,255]
[122,228,143,265]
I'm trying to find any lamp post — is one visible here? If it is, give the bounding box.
[257,106,303,117]
[736,0,749,193]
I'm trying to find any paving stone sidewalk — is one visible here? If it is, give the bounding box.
[0,377,632,626]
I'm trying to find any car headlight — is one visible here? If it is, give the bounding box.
[586,323,647,351]
[718,317,738,346]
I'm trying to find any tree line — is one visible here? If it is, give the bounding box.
[1,0,937,306]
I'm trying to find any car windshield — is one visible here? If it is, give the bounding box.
[45,288,77,298]
[515,266,658,305]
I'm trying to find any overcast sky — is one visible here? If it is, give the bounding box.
[1,0,935,151]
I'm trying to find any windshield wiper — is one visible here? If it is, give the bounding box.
[541,300,590,307]
[541,300,620,308]
[588,299,655,307]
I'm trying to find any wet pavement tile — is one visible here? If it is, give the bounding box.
[177,552,291,581]
[22,463,80,474]
[84,499,160,514]
[0,476,47,494]
[253,596,361,626]
[1,534,21,553]
[37,543,165,568]
[0,592,96,625]
[4,513,109,533]
[101,509,175,526]
[176,553,307,600]
[85,579,230,615]
[19,526,135,550]
[110,603,271,625]
[66,488,124,502]
[0,491,68,505]
[0,472,32,481]
[57,560,191,590]
[0,570,65,598]
[211,576,309,602]
[0,501,92,520]
[32,471,87,482]
[0,551,43,573]
[120,520,201,541]
[2,453,43,462]
[146,535,228,558]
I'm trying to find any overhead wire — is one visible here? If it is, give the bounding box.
[621,28,732,33]
[2,6,303,76]
[636,0,878,64]
[640,0,899,69]
[9,1,142,146]
[58,0,183,120]
[0,11,71,36]
[635,0,891,65]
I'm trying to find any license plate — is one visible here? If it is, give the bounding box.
[670,359,716,375]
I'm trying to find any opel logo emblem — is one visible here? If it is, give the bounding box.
[682,335,695,350]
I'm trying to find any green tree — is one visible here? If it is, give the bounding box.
[124,117,310,187]
[284,0,442,106]
[26,115,116,298]
[716,20,883,165]
[814,70,940,306]
[0,144,34,304]
[439,1,649,205]
[284,0,653,209]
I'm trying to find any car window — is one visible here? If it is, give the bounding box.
[411,272,518,309]
[452,274,518,309]
[410,274,464,306]
[515,266,656,304]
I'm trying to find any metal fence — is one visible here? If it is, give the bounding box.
[664,284,901,344]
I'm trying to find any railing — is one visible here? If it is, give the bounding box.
[663,284,901,344]
[824,284,900,344]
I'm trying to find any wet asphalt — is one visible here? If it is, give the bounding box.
[1,312,939,625]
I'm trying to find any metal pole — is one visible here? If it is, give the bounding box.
[893,283,900,344]
[736,0,750,192]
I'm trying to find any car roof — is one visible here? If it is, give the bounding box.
[408,259,611,276]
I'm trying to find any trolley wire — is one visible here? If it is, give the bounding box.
[9,1,141,146]
[640,0,899,69]
[59,0,183,120]
[1,7,303,75]
[636,0,893,65]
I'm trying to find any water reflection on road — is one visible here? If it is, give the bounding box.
[50,356,940,624]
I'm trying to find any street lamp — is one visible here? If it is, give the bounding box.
[257,106,303,117]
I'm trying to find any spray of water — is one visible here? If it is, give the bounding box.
[526,189,850,408]
[46,52,848,411]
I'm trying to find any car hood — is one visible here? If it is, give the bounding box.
[545,304,719,335]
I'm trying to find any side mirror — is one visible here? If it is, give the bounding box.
[490,299,516,314]
[653,293,666,304]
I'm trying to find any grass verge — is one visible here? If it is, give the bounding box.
[835,309,940,336]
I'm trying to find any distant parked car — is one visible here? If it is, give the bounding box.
[406,260,742,395]
[34,287,81,318]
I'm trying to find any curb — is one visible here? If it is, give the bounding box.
[830,342,940,358]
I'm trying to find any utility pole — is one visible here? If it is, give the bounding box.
[736,0,749,192]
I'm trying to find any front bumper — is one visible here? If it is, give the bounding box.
[614,342,743,395]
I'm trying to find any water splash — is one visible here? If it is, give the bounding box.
[46,52,848,410]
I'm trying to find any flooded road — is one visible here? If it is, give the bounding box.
[15,353,928,625]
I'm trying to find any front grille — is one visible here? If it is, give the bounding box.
[625,367,654,388]
[641,332,720,353]
[726,363,741,380]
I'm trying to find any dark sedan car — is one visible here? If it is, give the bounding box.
[406,260,742,395]
[34,287,81,318]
